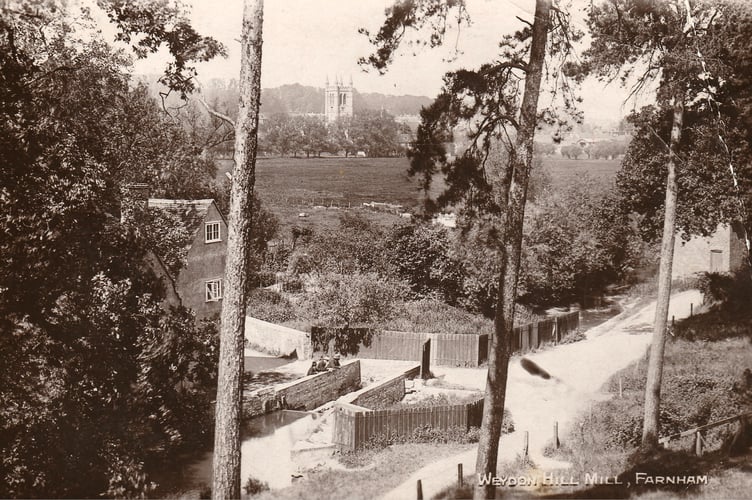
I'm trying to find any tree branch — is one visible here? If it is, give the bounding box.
[198,97,236,127]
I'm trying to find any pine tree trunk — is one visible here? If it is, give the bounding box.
[474,1,551,498]
[212,1,264,498]
[642,94,684,450]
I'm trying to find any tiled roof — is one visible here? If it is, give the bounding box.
[148,198,215,238]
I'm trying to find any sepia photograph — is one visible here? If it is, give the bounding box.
[1,0,751,498]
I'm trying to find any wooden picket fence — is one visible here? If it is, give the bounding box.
[430,333,488,367]
[334,398,484,451]
[511,311,580,354]
[312,311,579,366]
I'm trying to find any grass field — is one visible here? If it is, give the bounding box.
[217,156,622,235]
[218,156,621,208]
[217,157,431,208]
[543,157,622,187]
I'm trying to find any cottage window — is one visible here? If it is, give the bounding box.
[205,279,222,302]
[205,221,221,243]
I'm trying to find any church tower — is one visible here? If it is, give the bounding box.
[324,75,354,123]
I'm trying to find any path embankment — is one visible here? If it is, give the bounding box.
[382,289,703,500]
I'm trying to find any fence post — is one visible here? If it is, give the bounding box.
[458,463,463,488]
[420,339,431,379]
[695,431,703,456]
[554,421,560,449]
[619,377,623,398]
[524,431,529,458]
[417,479,423,500]
[690,303,693,317]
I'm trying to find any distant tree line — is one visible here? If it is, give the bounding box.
[560,140,628,159]
[258,110,411,158]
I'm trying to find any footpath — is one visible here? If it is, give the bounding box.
[382,289,704,500]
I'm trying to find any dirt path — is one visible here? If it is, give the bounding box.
[382,289,703,500]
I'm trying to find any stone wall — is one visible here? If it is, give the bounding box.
[243,360,360,419]
[245,316,313,359]
[346,374,406,409]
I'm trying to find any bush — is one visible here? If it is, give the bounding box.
[244,476,270,496]
[696,271,751,310]
[255,270,278,288]
[365,425,482,449]
[559,329,586,344]
[385,299,494,335]
[247,289,296,323]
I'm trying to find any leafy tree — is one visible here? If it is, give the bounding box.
[617,106,741,242]
[299,115,331,157]
[329,110,405,157]
[352,109,405,156]
[585,0,752,449]
[0,3,224,496]
[363,2,581,496]
[291,212,387,275]
[329,115,358,157]
[385,222,465,305]
[98,0,226,98]
[305,272,408,330]
[590,139,626,159]
[534,141,556,156]
[560,143,583,159]
[520,178,640,306]
[260,112,302,156]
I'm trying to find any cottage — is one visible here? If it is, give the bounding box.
[148,198,228,319]
[122,184,228,320]
[672,222,748,279]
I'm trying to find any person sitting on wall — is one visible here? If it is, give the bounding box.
[316,356,327,372]
[306,361,317,376]
[327,354,341,369]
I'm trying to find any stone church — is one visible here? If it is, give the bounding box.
[324,76,353,123]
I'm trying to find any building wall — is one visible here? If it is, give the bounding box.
[672,223,739,279]
[245,316,313,359]
[243,360,361,419]
[176,202,227,319]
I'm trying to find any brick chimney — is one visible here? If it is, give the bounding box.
[120,183,150,223]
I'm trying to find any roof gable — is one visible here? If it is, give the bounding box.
[147,199,225,238]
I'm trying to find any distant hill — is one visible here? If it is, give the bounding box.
[134,75,432,117]
[248,83,432,116]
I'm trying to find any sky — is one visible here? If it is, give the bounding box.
[116,0,653,125]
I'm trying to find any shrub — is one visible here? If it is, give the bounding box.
[385,299,493,335]
[243,476,270,496]
[364,425,482,449]
[559,329,586,344]
[247,289,296,324]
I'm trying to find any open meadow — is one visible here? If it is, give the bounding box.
[217,156,622,234]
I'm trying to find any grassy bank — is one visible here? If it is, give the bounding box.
[252,442,475,500]
[538,333,751,498]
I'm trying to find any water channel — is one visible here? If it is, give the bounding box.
[184,410,319,492]
[179,355,319,494]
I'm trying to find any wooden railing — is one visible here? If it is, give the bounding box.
[658,411,752,456]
